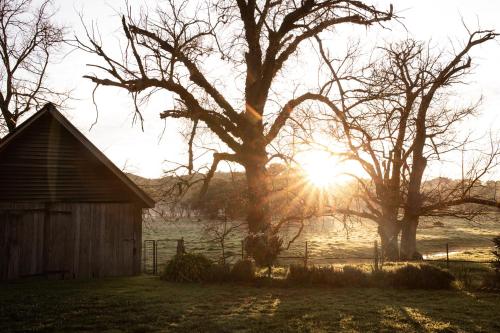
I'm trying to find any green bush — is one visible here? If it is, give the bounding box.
[230,259,256,282]
[161,253,212,283]
[390,264,455,289]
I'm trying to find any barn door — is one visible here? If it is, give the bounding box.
[0,208,45,280]
[0,212,21,280]
[43,208,74,277]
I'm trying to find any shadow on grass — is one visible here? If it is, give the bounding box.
[1,276,500,332]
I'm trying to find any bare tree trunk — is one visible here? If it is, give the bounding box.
[376,201,401,260]
[400,217,422,260]
[244,155,271,233]
[242,149,284,267]
[378,221,400,260]
[401,149,427,260]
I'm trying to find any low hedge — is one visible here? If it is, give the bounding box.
[286,263,455,289]
[161,255,455,289]
[389,264,455,289]
[162,255,256,283]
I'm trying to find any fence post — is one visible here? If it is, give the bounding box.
[374,240,379,271]
[446,243,449,268]
[304,241,308,267]
[177,238,185,255]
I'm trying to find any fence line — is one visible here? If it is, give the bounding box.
[142,239,496,275]
[423,259,495,264]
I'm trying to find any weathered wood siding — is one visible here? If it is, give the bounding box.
[0,111,139,203]
[0,202,142,280]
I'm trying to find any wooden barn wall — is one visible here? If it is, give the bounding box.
[0,112,139,203]
[0,203,45,280]
[0,202,142,280]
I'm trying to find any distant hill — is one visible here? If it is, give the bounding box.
[126,170,500,219]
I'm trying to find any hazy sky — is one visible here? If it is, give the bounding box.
[44,0,500,179]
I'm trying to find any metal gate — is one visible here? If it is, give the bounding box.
[142,239,181,275]
[142,240,157,274]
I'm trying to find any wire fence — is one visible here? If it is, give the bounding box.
[142,238,497,275]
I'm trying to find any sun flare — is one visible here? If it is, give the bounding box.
[299,150,339,188]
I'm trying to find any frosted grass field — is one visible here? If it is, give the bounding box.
[143,215,500,265]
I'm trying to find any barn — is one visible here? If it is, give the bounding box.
[0,103,155,280]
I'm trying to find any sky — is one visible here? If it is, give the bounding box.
[43,0,500,179]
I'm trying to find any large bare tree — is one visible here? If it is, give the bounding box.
[0,0,66,135]
[308,29,499,259]
[76,0,393,262]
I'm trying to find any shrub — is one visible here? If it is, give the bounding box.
[481,272,500,289]
[390,264,455,289]
[370,269,392,288]
[161,253,212,283]
[287,265,354,287]
[230,259,256,282]
[391,264,423,288]
[288,264,454,289]
[287,265,312,285]
[342,266,369,287]
[454,265,473,289]
[244,233,282,267]
[206,264,232,283]
[287,266,370,287]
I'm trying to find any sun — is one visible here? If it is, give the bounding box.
[299,150,338,188]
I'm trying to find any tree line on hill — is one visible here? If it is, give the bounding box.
[130,170,500,232]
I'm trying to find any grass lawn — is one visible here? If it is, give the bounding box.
[143,216,500,265]
[1,276,499,332]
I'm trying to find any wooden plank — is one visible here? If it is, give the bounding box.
[122,204,132,276]
[124,204,133,275]
[117,205,124,276]
[1,202,142,280]
[43,204,74,278]
[89,203,95,278]
[112,204,121,276]
[36,207,44,274]
[78,204,85,278]
[0,203,45,280]
[0,109,152,205]
[133,205,142,275]
[73,203,80,278]
[18,211,30,276]
[7,214,20,279]
[0,211,8,279]
[78,203,92,279]
[94,203,106,278]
